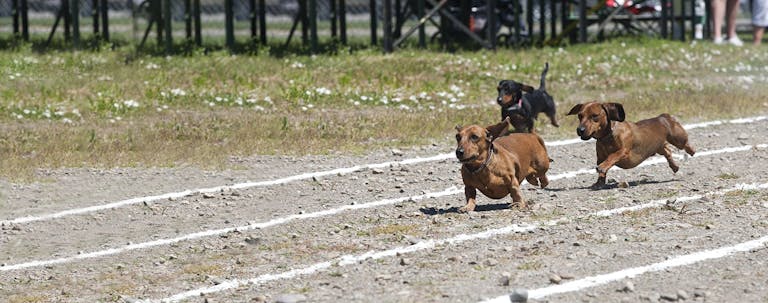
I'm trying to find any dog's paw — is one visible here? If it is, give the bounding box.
[458,205,475,213]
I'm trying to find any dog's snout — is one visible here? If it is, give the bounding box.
[455,147,465,158]
[576,126,586,136]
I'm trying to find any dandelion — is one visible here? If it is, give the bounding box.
[315,87,331,95]
[171,88,187,96]
[63,118,73,124]
[123,100,140,108]
[145,63,160,70]
[290,61,305,69]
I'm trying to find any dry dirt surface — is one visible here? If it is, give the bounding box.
[1,116,768,303]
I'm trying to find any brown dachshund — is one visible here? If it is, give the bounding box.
[567,102,696,189]
[455,118,551,212]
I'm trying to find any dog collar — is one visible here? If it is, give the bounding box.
[465,143,494,174]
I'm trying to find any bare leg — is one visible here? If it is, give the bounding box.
[755,26,765,45]
[712,0,726,40]
[725,0,739,39]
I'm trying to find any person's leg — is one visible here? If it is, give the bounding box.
[712,0,726,41]
[754,0,768,45]
[725,0,740,39]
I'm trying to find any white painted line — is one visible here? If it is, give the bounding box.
[2,116,765,226]
[481,232,768,302]
[144,182,768,303]
[2,142,764,272]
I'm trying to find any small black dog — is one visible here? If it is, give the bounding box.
[497,62,559,133]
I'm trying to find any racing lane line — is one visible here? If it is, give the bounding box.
[145,182,768,303]
[2,143,765,272]
[481,236,768,302]
[2,116,765,226]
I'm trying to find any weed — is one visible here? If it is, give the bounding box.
[717,173,740,180]
[517,261,542,270]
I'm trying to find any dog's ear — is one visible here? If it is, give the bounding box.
[602,103,625,122]
[567,104,583,116]
[455,125,463,132]
[485,118,510,140]
[521,84,534,93]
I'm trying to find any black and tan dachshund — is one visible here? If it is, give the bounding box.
[497,62,559,133]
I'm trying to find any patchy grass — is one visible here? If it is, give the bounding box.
[1,38,768,180]
[717,172,740,180]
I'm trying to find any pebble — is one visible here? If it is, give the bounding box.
[399,258,411,266]
[375,274,392,281]
[693,289,710,298]
[660,292,679,301]
[498,272,511,286]
[677,290,689,300]
[641,292,661,302]
[737,133,749,140]
[202,193,216,199]
[244,237,261,245]
[548,274,562,284]
[274,294,307,303]
[509,288,528,302]
[484,258,498,267]
[618,181,629,188]
[372,168,384,174]
[391,149,404,156]
[705,224,714,230]
[621,281,635,293]
[404,236,422,245]
[250,295,267,302]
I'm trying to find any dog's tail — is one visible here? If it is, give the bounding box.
[539,62,549,91]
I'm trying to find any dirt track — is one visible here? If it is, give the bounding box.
[1,117,767,303]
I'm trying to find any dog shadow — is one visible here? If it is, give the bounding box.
[419,203,514,215]
[587,178,678,191]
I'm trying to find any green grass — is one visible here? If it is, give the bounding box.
[1,38,767,180]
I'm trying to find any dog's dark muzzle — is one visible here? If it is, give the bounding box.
[576,126,590,140]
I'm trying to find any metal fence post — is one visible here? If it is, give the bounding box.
[72,0,80,47]
[100,0,108,41]
[194,0,202,46]
[383,0,392,52]
[259,0,267,44]
[370,0,378,45]
[309,0,318,52]
[164,0,172,52]
[339,0,348,44]
[225,0,235,50]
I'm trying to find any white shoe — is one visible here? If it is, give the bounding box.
[713,37,724,44]
[728,36,744,46]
